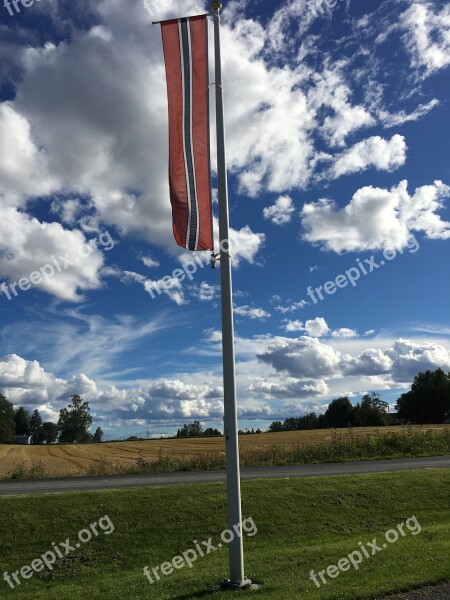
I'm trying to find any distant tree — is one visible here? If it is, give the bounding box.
[282,413,319,431]
[268,421,283,432]
[29,409,43,444]
[396,369,450,423]
[41,422,58,444]
[324,397,354,428]
[316,414,326,429]
[203,427,221,437]
[177,421,203,438]
[282,417,300,431]
[300,413,319,430]
[354,393,389,426]
[14,407,31,435]
[57,395,93,443]
[93,427,104,443]
[0,394,15,443]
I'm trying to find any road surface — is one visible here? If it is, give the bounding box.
[0,455,448,497]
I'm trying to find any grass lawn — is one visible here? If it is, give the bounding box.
[0,469,448,599]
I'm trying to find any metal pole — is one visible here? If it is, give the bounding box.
[210,1,250,588]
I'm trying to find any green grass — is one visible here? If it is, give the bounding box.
[0,469,449,599]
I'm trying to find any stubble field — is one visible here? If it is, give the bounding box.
[0,425,449,479]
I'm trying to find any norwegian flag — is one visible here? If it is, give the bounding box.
[160,15,213,251]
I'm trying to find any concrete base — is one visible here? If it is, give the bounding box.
[219,578,253,590]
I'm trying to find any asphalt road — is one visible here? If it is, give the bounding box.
[1,455,449,497]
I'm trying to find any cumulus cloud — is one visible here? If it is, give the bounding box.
[191,282,219,302]
[0,0,443,295]
[234,305,271,320]
[301,180,450,253]
[248,376,328,398]
[2,333,450,428]
[284,320,305,332]
[0,353,225,423]
[304,317,330,337]
[329,135,407,178]
[331,328,358,338]
[258,335,450,384]
[263,195,295,225]
[0,104,58,207]
[0,206,106,301]
[258,336,342,378]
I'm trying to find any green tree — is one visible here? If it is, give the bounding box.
[0,394,15,443]
[268,421,283,432]
[57,395,93,443]
[203,427,221,436]
[354,393,389,426]
[14,407,30,435]
[93,427,104,443]
[41,422,58,444]
[29,409,43,444]
[324,397,354,428]
[177,421,203,438]
[396,369,450,423]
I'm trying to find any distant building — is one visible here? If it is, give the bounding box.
[13,435,32,445]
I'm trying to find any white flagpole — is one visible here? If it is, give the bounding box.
[210,1,251,589]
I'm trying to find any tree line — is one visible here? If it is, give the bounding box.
[268,369,450,432]
[0,394,104,444]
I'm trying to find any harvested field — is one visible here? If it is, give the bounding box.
[0,425,449,479]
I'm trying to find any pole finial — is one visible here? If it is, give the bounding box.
[210,1,222,12]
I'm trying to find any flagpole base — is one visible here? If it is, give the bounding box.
[219,578,253,590]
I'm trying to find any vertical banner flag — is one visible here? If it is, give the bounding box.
[160,15,213,251]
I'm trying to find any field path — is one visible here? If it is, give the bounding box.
[0,455,448,497]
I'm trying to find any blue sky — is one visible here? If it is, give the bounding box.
[0,0,449,439]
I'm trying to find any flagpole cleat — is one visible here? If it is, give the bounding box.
[211,252,220,269]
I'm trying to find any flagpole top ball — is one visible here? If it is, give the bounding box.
[211,1,222,11]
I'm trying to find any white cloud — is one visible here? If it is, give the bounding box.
[248,376,328,399]
[263,195,295,225]
[0,206,106,301]
[234,305,271,320]
[192,282,219,302]
[378,99,439,127]
[122,270,187,306]
[307,65,376,148]
[284,320,305,332]
[331,328,358,338]
[275,300,308,313]
[329,135,407,178]
[258,336,342,378]
[141,255,159,268]
[301,180,450,253]
[400,3,450,78]
[226,222,266,267]
[0,104,58,207]
[258,335,450,384]
[305,317,330,337]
